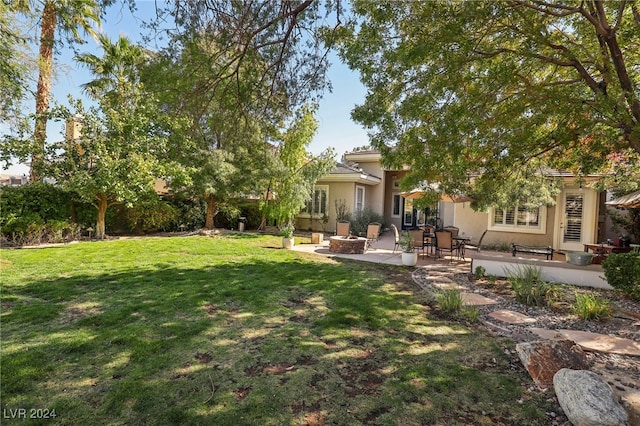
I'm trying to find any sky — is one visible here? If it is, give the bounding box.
[2,1,370,175]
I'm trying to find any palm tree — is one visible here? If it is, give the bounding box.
[30,0,101,182]
[76,33,148,103]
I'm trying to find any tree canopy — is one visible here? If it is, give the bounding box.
[338,0,640,208]
[52,35,188,238]
[260,105,335,228]
[0,1,31,125]
[142,1,341,229]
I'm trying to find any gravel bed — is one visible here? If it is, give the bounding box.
[412,265,640,423]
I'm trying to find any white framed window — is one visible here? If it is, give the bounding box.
[489,204,546,234]
[355,186,365,212]
[403,198,413,227]
[392,193,401,217]
[302,185,328,216]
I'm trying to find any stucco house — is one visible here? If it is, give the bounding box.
[297,149,613,252]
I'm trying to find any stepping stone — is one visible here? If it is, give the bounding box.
[460,293,498,306]
[431,281,465,291]
[530,328,565,340]
[529,328,640,357]
[559,329,640,357]
[488,309,537,325]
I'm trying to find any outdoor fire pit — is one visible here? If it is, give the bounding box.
[329,235,367,254]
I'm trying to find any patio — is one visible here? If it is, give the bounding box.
[293,229,468,268]
[293,230,613,290]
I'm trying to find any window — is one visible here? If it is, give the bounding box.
[404,198,413,226]
[392,193,401,217]
[303,186,328,216]
[355,186,365,212]
[489,204,546,234]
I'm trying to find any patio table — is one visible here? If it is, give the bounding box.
[453,235,471,259]
[583,243,632,264]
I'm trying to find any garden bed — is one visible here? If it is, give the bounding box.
[469,252,611,290]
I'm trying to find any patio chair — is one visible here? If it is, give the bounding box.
[409,229,426,258]
[366,222,381,250]
[435,230,456,262]
[390,224,400,253]
[336,221,350,237]
[442,226,459,237]
[423,225,436,255]
[464,229,487,253]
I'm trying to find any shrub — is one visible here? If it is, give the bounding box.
[165,195,206,231]
[0,182,71,223]
[213,201,261,230]
[602,251,640,300]
[125,198,179,234]
[572,292,612,321]
[0,184,91,244]
[47,220,80,243]
[461,306,479,322]
[474,266,486,279]
[437,290,463,313]
[436,290,478,321]
[2,213,46,245]
[506,265,554,306]
[350,207,385,237]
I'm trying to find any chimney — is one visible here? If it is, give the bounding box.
[66,114,83,141]
[66,114,84,155]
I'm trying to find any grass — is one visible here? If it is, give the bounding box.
[436,290,479,322]
[572,292,613,321]
[1,234,556,425]
[505,265,558,307]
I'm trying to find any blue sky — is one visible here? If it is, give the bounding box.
[2,2,369,175]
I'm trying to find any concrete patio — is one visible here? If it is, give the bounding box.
[293,230,613,290]
[292,229,469,268]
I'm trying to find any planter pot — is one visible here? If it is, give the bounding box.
[282,237,294,249]
[566,251,594,266]
[402,251,418,267]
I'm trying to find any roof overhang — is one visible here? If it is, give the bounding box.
[318,173,381,186]
[343,151,382,162]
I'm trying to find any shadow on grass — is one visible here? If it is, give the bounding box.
[2,248,554,425]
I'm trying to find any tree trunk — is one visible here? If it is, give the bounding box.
[31,0,57,183]
[204,194,216,229]
[95,194,108,239]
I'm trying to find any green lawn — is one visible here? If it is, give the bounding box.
[1,235,555,425]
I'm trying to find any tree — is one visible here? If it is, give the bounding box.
[0,1,31,125]
[158,0,334,116]
[52,35,188,239]
[140,2,342,229]
[26,0,106,183]
[260,105,335,229]
[338,1,640,208]
[145,31,283,230]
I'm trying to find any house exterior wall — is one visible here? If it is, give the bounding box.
[452,184,602,251]
[453,203,557,249]
[383,171,407,230]
[344,155,386,217]
[305,151,609,248]
[296,181,357,233]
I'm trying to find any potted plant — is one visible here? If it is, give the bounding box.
[399,231,418,266]
[281,225,295,249]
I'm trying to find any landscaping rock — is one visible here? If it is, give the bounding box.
[553,368,629,426]
[515,339,590,387]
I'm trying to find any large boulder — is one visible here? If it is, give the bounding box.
[515,339,589,387]
[554,368,629,426]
